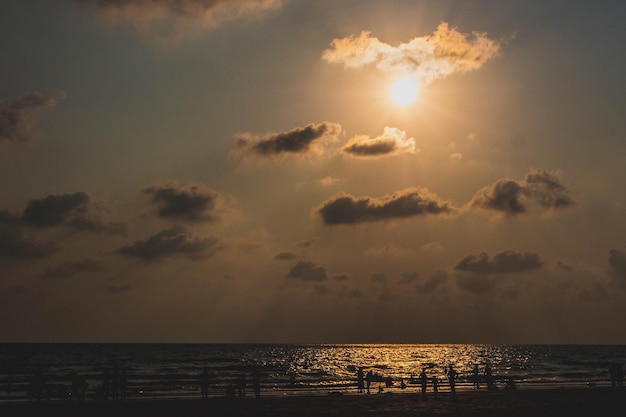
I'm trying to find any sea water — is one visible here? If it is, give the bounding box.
[1,344,624,401]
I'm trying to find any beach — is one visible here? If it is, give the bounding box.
[1,387,625,417]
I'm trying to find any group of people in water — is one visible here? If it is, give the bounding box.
[356,362,514,399]
[26,365,127,402]
[200,367,262,400]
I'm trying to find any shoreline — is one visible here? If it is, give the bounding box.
[1,387,625,416]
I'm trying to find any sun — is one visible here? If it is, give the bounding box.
[389,77,419,107]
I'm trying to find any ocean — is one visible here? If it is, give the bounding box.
[1,344,625,402]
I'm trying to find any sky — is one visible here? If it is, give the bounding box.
[1,0,626,344]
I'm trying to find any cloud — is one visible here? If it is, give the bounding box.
[295,238,318,248]
[230,122,342,161]
[0,226,55,259]
[370,272,388,284]
[16,192,126,234]
[399,272,419,284]
[41,258,107,278]
[453,250,543,274]
[143,182,219,223]
[608,248,626,286]
[114,225,221,262]
[85,0,283,43]
[319,176,340,186]
[456,275,495,294]
[274,251,297,260]
[285,261,327,281]
[341,127,416,158]
[322,22,500,86]
[315,187,455,226]
[469,168,575,216]
[0,91,65,147]
[418,270,448,293]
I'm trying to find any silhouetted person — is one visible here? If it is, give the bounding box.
[237,374,246,397]
[617,363,624,388]
[71,372,81,402]
[111,366,121,401]
[357,367,364,393]
[432,375,439,399]
[30,366,46,402]
[610,363,617,388]
[226,384,236,399]
[200,368,211,399]
[484,362,496,391]
[100,369,111,401]
[447,365,458,400]
[472,364,480,389]
[119,368,127,400]
[419,367,428,400]
[252,370,261,398]
[366,370,373,393]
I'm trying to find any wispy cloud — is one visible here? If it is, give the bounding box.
[114,225,221,262]
[469,168,575,216]
[454,250,543,274]
[84,0,283,43]
[230,122,342,161]
[322,22,500,86]
[608,248,626,287]
[41,258,107,279]
[0,226,55,259]
[0,91,65,148]
[341,127,416,158]
[286,260,327,281]
[315,187,455,226]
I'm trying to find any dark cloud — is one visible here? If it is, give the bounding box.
[22,192,90,227]
[42,258,107,278]
[315,187,454,226]
[608,248,626,286]
[332,274,349,281]
[0,226,55,259]
[274,251,297,260]
[341,127,416,158]
[418,271,448,293]
[84,0,283,42]
[17,192,125,234]
[285,261,327,281]
[0,91,65,146]
[114,225,221,262]
[469,168,575,216]
[454,250,543,274]
[456,275,495,294]
[400,271,419,284]
[143,183,219,223]
[230,122,342,160]
[0,210,20,224]
[296,238,318,248]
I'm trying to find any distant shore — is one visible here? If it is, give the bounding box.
[1,386,625,417]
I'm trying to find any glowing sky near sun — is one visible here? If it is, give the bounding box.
[1,0,626,344]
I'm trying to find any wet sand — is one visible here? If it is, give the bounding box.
[1,387,625,416]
